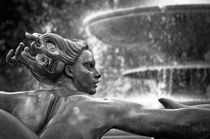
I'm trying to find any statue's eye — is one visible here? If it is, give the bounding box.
[84,62,94,70]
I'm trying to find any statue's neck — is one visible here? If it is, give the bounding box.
[53,77,86,97]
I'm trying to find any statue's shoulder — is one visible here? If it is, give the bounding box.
[65,95,116,111]
[0,89,57,132]
[0,89,56,109]
[0,89,55,97]
[65,94,98,104]
[23,89,56,100]
[62,95,127,116]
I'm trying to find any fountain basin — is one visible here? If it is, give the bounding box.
[86,4,210,68]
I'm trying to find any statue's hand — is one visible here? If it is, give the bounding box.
[25,32,42,55]
[158,98,186,109]
[6,32,42,64]
[6,42,28,64]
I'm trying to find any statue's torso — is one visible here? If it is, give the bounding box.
[40,95,113,139]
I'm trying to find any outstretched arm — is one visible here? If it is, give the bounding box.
[108,99,210,139]
[159,98,210,109]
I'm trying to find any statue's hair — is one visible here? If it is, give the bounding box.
[39,33,88,65]
[7,33,89,85]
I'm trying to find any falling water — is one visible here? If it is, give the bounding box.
[124,64,210,98]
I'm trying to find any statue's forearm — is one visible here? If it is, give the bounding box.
[182,100,210,109]
[113,105,210,138]
[187,104,210,109]
[159,98,210,109]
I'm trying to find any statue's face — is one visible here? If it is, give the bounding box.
[71,50,101,95]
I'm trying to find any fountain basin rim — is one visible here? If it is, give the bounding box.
[123,63,210,77]
[84,4,210,27]
[83,6,159,26]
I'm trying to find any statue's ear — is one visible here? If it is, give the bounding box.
[65,65,74,78]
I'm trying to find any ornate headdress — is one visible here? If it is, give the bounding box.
[6,33,89,85]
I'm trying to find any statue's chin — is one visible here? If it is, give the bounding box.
[87,89,96,95]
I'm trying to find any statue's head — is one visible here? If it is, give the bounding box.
[7,33,88,84]
[7,33,101,94]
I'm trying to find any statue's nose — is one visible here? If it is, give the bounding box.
[95,70,101,79]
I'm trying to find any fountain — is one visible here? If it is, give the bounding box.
[84,4,210,99]
[83,2,210,139]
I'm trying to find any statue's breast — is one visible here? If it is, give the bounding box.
[11,90,56,133]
